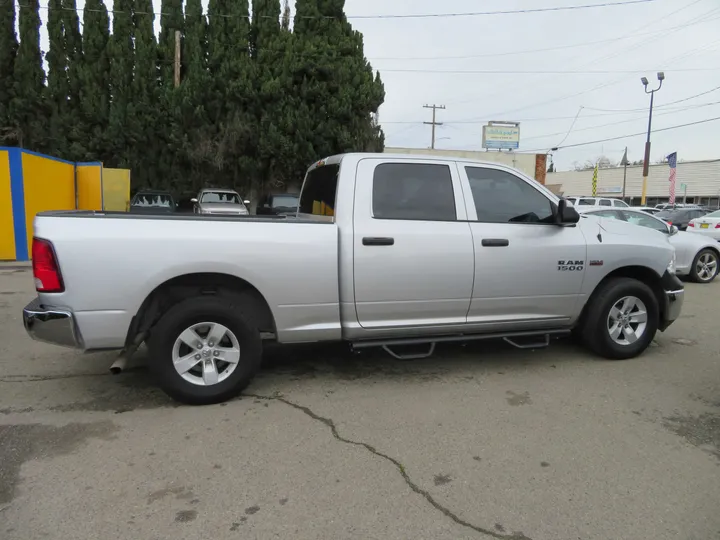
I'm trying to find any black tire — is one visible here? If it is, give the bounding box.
[580,277,659,360]
[148,292,262,405]
[689,248,719,283]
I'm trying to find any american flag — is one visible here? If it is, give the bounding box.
[667,152,677,205]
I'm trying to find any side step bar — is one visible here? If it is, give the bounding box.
[352,329,571,360]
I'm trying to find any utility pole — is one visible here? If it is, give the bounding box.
[423,104,445,149]
[174,30,182,88]
[621,146,628,200]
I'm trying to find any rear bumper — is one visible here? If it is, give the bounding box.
[23,298,82,348]
[658,272,684,332]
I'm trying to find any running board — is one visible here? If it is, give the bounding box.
[352,328,571,359]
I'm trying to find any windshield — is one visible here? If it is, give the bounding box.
[272,195,299,209]
[656,210,687,220]
[132,193,173,207]
[201,192,241,204]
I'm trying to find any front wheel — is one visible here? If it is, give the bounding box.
[580,277,659,360]
[148,294,262,405]
[689,248,719,283]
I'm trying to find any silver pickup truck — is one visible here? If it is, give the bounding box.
[24,153,684,404]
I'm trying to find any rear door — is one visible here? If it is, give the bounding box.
[352,158,474,329]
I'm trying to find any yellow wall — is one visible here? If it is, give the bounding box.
[102,168,131,211]
[0,151,14,260]
[77,164,103,210]
[21,152,75,254]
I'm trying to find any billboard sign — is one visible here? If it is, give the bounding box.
[482,122,520,150]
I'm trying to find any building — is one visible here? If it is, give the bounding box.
[547,159,720,207]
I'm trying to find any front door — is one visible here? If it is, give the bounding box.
[352,158,475,329]
[458,165,587,328]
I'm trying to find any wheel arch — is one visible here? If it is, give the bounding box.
[578,265,666,328]
[123,272,276,349]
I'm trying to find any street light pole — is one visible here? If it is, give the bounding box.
[640,72,664,205]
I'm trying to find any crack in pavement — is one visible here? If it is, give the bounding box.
[247,393,532,540]
[0,373,109,383]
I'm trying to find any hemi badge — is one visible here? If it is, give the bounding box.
[589,260,604,266]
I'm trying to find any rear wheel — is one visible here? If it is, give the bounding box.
[148,294,262,405]
[580,278,659,360]
[689,248,719,283]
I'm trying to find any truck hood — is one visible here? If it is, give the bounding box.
[198,203,248,214]
[580,214,670,244]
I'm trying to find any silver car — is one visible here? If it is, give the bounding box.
[192,188,250,215]
[584,207,720,283]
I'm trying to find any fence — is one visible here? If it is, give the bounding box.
[0,147,130,261]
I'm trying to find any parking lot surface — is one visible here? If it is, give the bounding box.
[1,266,719,540]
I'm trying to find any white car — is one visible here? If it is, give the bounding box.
[686,209,720,241]
[584,207,720,283]
[566,196,629,211]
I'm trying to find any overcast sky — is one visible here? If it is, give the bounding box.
[36,0,720,170]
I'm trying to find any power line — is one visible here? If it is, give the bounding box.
[382,99,720,124]
[521,116,720,153]
[582,84,720,112]
[444,0,716,112]
[382,67,719,75]
[15,0,658,19]
[521,100,720,142]
[371,14,720,61]
[555,107,584,148]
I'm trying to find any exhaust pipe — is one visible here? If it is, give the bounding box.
[110,355,128,374]
[109,331,147,375]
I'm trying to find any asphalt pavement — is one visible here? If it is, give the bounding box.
[1,266,719,540]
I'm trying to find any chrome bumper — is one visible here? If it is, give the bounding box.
[23,298,82,348]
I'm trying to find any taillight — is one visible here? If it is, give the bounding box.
[666,221,672,225]
[32,238,65,293]
[688,222,695,227]
[715,224,720,229]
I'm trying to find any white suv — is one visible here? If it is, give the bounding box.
[566,196,629,211]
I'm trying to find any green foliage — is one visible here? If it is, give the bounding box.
[10,0,45,150]
[78,0,111,161]
[0,0,384,198]
[0,0,18,140]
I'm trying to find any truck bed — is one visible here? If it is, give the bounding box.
[33,211,341,349]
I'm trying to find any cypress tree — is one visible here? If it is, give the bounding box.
[79,0,111,161]
[207,0,256,194]
[107,0,134,167]
[281,0,290,30]
[45,0,69,157]
[179,0,211,190]
[11,0,46,150]
[129,0,160,187]
[61,0,85,159]
[293,0,384,157]
[0,0,18,143]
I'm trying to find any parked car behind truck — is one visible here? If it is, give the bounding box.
[24,153,684,405]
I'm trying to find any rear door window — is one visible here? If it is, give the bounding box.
[578,198,596,206]
[372,163,456,221]
[299,163,340,217]
[599,199,612,206]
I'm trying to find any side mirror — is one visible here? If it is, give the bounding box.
[668,225,679,236]
[243,200,251,205]
[190,198,198,203]
[557,198,580,225]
